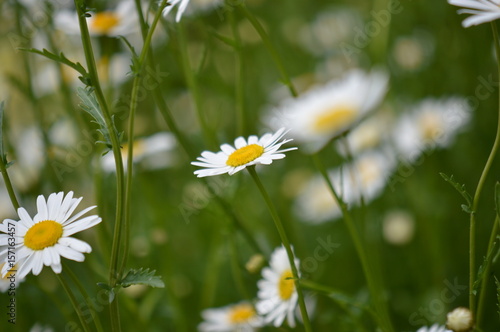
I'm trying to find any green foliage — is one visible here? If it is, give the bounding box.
[496,277,500,322]
[473,236,499,295]
[119,268,165,289]
[440,173,473,213]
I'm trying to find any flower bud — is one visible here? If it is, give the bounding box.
[446,307,473,332]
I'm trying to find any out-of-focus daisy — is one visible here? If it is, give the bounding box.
[198,302,264,332]
[0,191,101,279]
[417,324,452,332]
[0,263,24,292]
[162,0,223,21]
[29,323,55,332]
[448,0,500,27]
[392,97,471,162]
[390,31,434,73]
[191,128,297,178]
[446,307,474,332]
[267,69,388,152]
[256,246,300,327]
[162,0,190,22]
[382,210,415,245]
[101,132,177,172]
[55,0,139,37]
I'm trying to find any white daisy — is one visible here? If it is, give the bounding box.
[0,191,102,279]
[417,324,452,332]
[101,132,177,172]
[266,69,388,152]
[392,97,471,162]
[382,210,415,245]
[162,0,191,22]
[55,0,139,37]
[0,263,24,293]
[448,0,500,27]
[198,302,264,332]
[256,246,300,328]
[191,128,297,178]
[446,307,474,332]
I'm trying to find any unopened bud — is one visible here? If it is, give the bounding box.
[446,307,473,332]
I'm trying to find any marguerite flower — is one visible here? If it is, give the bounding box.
[0,192,101,279]
[417,324,452,332]
[191,128,297,178]
[162,0,191,22]
[256,246,300,327]
[55,0,139,37]
[266,69,388,152]
[0,263,24,292]
[392,97,471,162]
[448,0,500,27]
[198,302,264,332]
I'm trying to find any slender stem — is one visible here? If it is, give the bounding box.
[73,2,126,330]
[247,167,312,331]
[476,216,499,327]
[56,273,93,332]
[238,4,298,98]
[312,153,394,332]
[64,263,104,332]
[175,21,216,148]
[0,160,20,211]
[469,22,500,314]
[119,0,168,276]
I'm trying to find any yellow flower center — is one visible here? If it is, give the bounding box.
[278,269,295,300]
[0,263,17,280]
[313,106,357,134]
[226,144,264,167]
[91,12,120,35]
[24,220,63,251]
[228,303,256,324]
[420,112,442,141]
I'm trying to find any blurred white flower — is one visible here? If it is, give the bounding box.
[266,69,388,152]
[448,0,500,27]
[198,302,263,332]
[256,246,300,327]
[446,307,474,332]
[392,97,471,162]
[391,31,434,73]
[382,210,415,245]
[10,126,45,191]
[55,0,139,37]
[101,132,177,173]
[417,324,452,332]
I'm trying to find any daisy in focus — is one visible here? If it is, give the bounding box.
[198,302,264,332]
[191,128,297,178]
[256,246,300,328]
[392,97,471,162]
[417,324,452,332]
[55,0,139,37]
[266,69,388,152]
[0,192,101,279]
[448,0,500,27]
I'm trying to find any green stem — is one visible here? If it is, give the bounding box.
[119,0,168,277]
[176,21,216,148]
[247,167,312,331]
[73,2,126,330]
[470,22,500,314]
[56,273,93,332]
[476,216,499,327]
[0,160,20,211]
[64,263,104,332]
[238,4,298,98]
[312,153,393,332]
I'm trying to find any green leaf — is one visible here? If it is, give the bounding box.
[97,282,116,303]
[118,268,165,289]
[495,182,500,219]
[440,173,473,212]
[117,36,140,76]
[76,87,113,148]
[19,48,89,84]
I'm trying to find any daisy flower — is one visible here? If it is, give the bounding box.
[198,302,264,332]
[392,97,471,162]
[0,192,102,279]
[55,0,139,37]
[162,0,191,22]
[256,246,300,328]
[417,324,452,332]
[448,0,500,27]
[266,69,388,152]
[191,128,297,178]
[446,307,474,332]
